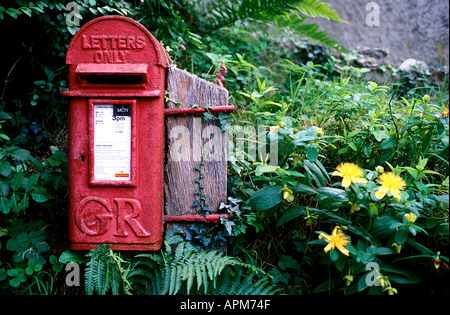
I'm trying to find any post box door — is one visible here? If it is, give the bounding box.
[63,16,168,251]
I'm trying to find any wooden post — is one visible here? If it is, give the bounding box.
[164,67,231,220]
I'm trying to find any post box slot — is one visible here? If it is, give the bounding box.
[75,63,148,86]
[83,74,144,85]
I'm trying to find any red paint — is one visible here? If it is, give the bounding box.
[164,105,235,116]
[62,16,168,251]
[164,214,230,223]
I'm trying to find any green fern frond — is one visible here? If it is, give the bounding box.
[272,11,343,49]
[296,0,345,22]
[128,242,277,295]
[84,244,132,295]
[199,0,344,49]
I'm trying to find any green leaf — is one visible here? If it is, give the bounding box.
[366,246,395,255]
[380,135,397,150]
[394,227,409,245]
[291,183,317,195]
[0,197,10,214]
[10,147,30,161]
[304,160,325,187]
[421,129,433,153]
[31,187,50,203]
[369,203,378,216]
[306,145,318,163]
[11,171,25,191]
[277,206,307,227]
[0,159,12,177]
[6,8,20,19]
[278,254,300,271]
[246,186,282,211]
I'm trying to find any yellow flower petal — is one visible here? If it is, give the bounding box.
[375,186,388,199]
[331,170,343,177]
[376,172,406,201]
[332,163,367,188]
[324,242,333,253]
[336,243,350,256]
[353,177,368,184]
[342,176,352,188]
[319,226,350,256]
[391,188,401,201]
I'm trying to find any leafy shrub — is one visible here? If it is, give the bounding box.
[221,55,449,295]
[1,0,448,295]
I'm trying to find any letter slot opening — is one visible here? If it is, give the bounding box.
[83,74,144,85]
[75,63,148,86]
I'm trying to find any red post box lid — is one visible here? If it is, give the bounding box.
[66,15,168,67]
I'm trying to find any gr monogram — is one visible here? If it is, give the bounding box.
[74,197,150,237]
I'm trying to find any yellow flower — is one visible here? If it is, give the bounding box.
[319,226,350,256]
[375,172,406,201]
[332,163,368,188]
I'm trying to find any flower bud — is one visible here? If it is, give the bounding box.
[391,243,402,254]
[377,275,389,288]
[386,287,398,295]
[404,212,417,224]
[282,187,294,203]
[375,165,384,174]
[220,65,228,74]
[316,128,324,137]
[422,94,430,103]
[344,274,353,286]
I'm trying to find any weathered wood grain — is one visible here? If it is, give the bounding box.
[164,67,229,217]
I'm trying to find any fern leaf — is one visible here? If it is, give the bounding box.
[196,263,203,292]
[297,0,345,22]
[84,258,97,295]
[185,262,195,294]
[168,265,178,295]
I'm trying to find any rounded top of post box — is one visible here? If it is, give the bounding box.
[66,15,169,67]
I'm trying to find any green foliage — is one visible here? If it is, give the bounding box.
[1,0,447,296]
[128,242,278,295]
[221,52,449,294]
[84,244,132,295]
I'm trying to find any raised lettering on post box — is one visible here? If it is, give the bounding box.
[62,16,168,250]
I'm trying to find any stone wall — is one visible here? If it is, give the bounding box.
[309,0,449,67]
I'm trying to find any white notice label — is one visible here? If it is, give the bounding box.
[93,104,131,181]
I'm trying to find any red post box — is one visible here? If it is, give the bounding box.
[62,16,168,250]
